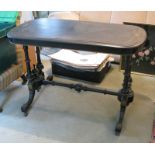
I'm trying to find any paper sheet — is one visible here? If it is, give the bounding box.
[49,49,110,68]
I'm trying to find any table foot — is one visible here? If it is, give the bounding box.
[21,89,35,116]
[47,75,53,81]
[115,96,127,135]
[115,55,133,135]
[115,122,122,135]
[0,107,3,113]
[115,112,125,135]
[21,74,27,85]
[21,46,44,116]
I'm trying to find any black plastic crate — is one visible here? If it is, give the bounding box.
[52,61,111,83]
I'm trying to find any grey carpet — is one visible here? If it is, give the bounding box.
[0,58,155,142]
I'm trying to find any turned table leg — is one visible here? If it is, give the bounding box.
[36,47,44,74]
[21,46,44,116]
[115,55,134,135]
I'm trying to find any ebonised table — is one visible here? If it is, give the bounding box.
[7,19,146,135]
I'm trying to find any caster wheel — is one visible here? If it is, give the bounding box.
[47,75,53,81]
[115,123,122,135]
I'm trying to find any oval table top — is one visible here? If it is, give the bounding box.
[7,19,147,55]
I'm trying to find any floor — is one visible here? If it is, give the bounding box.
[0,57,155,142]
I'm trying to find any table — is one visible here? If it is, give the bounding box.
[7,19,146,135]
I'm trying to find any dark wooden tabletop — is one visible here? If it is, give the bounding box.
[7,19,147,55]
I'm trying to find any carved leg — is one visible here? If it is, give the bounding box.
[23,46,31,78]
[21,46,44,116]
[21,88,35,116]
[35,46,45,84]
[21,74,27,85]
[118,78,134,106]
[115,55,133,135]
[21,46,35,116]
[36,47,44,75]
[36,47,53,81]
[115,96,128,135]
